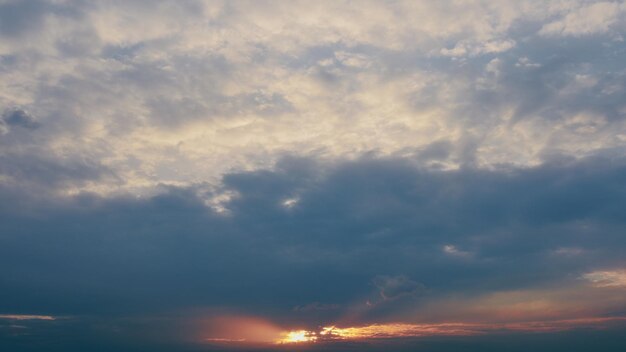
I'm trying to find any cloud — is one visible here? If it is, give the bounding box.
[583,270,626,287]
[1,155,626,321]
[0,108,39,134]
[0,0,623,197]
[0,314,55,321]
[1,1,626,350]
[372,275,425,301]
[293,302,340,312]
[442,245,473,259]
[439,39,516,57]
[539,2,626,37]
[0,0,49,38]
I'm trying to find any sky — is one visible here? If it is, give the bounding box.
[1,0,626,351]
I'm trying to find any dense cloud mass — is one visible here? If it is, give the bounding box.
[1,0,626,351]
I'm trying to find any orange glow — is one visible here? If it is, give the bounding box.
[201,316,283,344]
[202,315,626,345]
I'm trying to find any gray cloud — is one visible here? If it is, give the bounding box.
[0,0,49,38]
[1,108,39,133]
[372,275,425,301]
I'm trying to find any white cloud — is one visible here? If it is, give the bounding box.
[1,0,625,196]
[281,197,299,209]
[440,39,515,57]
[443,245,473,258]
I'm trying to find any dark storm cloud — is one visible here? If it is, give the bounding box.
[2,155,626,318]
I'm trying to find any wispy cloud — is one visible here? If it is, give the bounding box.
[0,314,56,321]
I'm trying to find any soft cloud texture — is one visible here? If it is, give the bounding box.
[1,0,625,196]
[1,1,626,351]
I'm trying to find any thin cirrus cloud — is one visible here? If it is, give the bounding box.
[1,1,626,351]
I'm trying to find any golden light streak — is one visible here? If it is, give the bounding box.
[318,322,486,340]
[274,317,626,344]
[275,323,483,344]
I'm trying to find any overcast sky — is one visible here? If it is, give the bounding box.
[1,1,626,351]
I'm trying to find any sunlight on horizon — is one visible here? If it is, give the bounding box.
[216,317,626,345]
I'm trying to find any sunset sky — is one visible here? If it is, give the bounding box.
[2,1,626,351]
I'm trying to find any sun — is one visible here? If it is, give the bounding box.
[277,330,318,344]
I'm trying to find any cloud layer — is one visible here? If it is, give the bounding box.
[1,0,625,196]
[1,0,626,350]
